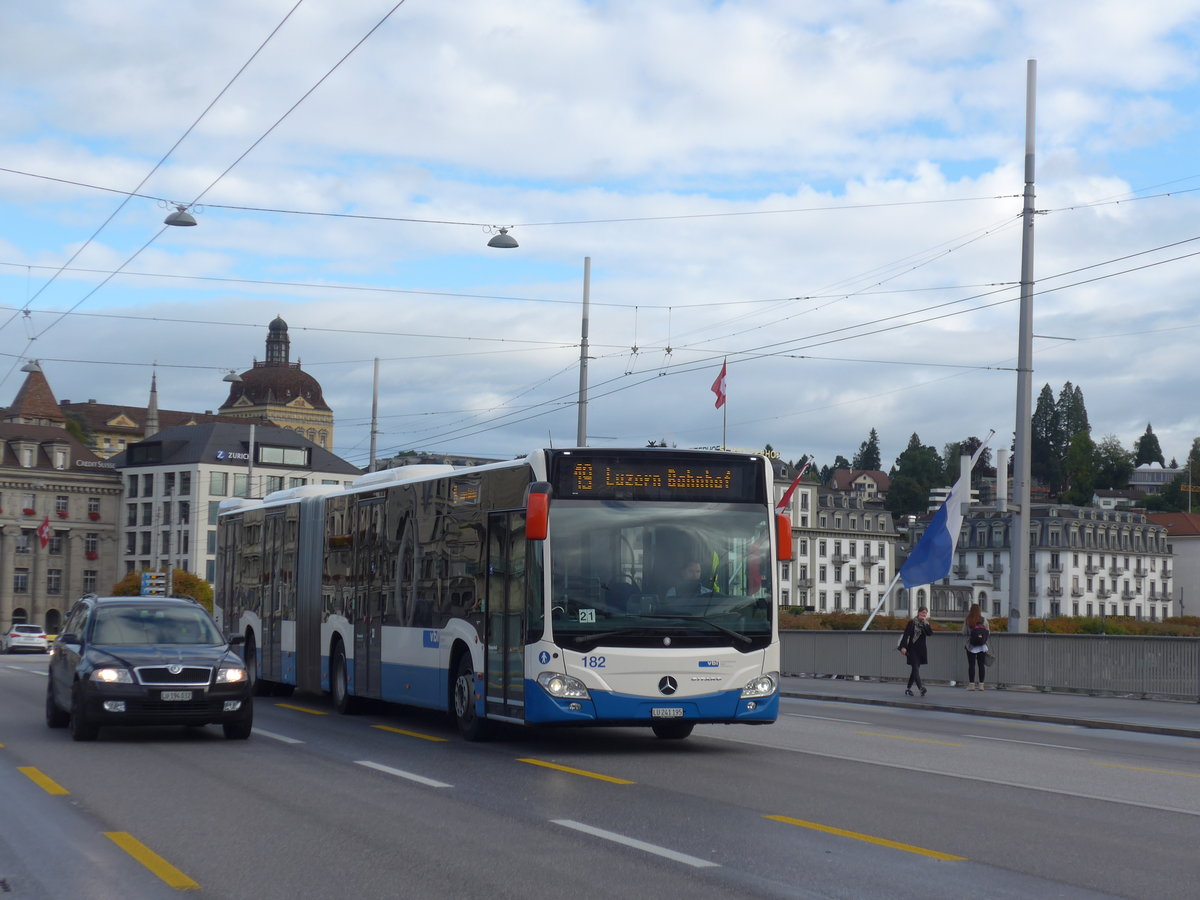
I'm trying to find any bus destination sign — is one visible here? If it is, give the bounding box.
[550,452,761,503]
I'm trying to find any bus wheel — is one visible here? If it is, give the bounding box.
[452,653,490,741]
[651,721,694,740]
[331,643,358,715]
[245,636,268,697]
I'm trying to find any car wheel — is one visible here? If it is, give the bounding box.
[331,642,358,715]
[223,705,253,740]
[45,680,68,729]
[452,652,491,741]
[651,721,694,740]
[69,685,99,742]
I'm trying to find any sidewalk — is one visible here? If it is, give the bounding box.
[780,674,1200,740]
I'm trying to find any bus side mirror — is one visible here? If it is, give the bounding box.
[526,483,551,541]
[775,513,792,560]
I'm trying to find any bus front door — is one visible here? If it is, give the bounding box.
[485,511,526,721]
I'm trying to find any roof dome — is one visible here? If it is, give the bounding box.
[222,366,329,411]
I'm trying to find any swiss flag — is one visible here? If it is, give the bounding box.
[710,359,727,409]
[37,516,52,549]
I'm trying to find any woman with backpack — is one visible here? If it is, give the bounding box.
[897,606,933,696]
[962,602,990,690]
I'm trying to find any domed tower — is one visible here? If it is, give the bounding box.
[219,316,334,449]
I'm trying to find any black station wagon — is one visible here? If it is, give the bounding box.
[46,595,253,741]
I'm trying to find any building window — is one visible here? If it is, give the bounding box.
[85,533,98,554]
[126,503,137,527]
[83,570,97,593]
[141,474,153,497]
[140,532,152,555]
[179,472,192,495]
[88,496,100,516]
[179,501,190,525]
[126,533,137,554]
[14,569,29,593]
[233,474,248,497]
[208,501,221,525]
[266,475,284,494]
[47,569,62,594]
[15,530,31,554]
[209,471,228,496]
[207,530,217,554]
[49,532,64,555]
[288,477,307,488]
[55,495,69,515]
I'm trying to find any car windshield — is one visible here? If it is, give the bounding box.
[90,606,224,646]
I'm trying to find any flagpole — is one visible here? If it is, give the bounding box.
[862,572,901,630]
[722,398,727,450]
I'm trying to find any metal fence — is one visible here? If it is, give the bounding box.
[780,631,1200,701]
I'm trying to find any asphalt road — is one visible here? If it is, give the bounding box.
[2,654,1196,899]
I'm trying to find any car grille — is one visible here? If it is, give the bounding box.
[135,666,213,686]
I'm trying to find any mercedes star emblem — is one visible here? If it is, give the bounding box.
[658,676,678,695]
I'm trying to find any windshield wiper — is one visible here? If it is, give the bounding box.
[633,614,752,644]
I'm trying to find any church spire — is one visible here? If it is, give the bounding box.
[144,371,159,439]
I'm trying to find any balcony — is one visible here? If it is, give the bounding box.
[1085,565,1100,576]
[953,564,969,578]
[1108,566,1123,576]
[1096,587,1111,599]
[1121,590,1138,601]
[1162,567,1172,579]
[1071,587,1084,597]
[796,578,813,590]
[1047,585,1063,597]
[1047,562,1063,574]
[830,554,849,567]
[861,554,879,567]
[986,564,1004,574]
[1133,565,1147,578]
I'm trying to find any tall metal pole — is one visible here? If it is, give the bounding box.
[369,357,380,472]
[1009,60,1037,635]
[576,257,591,447]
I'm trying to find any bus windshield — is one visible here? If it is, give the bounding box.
[546,500,774,652]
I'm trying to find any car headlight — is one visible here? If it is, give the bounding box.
[740,672,778,699]
[216,666,248,684]
[91,667,133,684]
[537,671,590,700]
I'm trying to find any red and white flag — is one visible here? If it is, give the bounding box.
[37,516,52,549]
[710,359,727,409]
[775,462,812,512]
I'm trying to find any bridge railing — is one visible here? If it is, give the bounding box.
[780,631,1200,701]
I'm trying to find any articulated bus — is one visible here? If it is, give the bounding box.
[215,448,791,740]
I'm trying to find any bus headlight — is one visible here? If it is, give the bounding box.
[537,672,591,700]
[740,673,778,699]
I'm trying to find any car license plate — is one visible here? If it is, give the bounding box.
[652,707,684,718]
[161,691,192,701]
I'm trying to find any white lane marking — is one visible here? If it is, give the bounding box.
[965,734,1084,751]
[252,728,305,744]
[786,713,870,725]
[552,819,719,868]
[355,760,452,788]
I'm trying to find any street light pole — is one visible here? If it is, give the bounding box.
[576,257,591,447]
[1010,59,1037,635]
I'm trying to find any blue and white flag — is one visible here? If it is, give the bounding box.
[899,438,990,589]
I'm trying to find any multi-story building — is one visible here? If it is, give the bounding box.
[0,362,121,634]
[113,423,361,583]
[777,471,897,615]
[900,504,1172,622]
[1145,512,1199,618]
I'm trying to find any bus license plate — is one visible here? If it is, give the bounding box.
[161,691,192,701]
[652,707,684,718]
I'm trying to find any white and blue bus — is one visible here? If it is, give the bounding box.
[215,448,790,740]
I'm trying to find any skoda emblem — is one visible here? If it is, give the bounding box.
[168,664,183,675]
[658,676,678,696]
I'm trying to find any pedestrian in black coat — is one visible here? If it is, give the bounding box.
[898,606,932,696]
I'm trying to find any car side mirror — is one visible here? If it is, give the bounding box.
[226,634,245,646]
[58,633,79,645]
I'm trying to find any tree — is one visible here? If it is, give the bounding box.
[1057,381,1090,441]
[852,429,882,471]
[1061,431,1097,506]
[886,433,943,518]
[1092,435,1133,489]
[111,569,215,612]
[1031,383,1064,494]
[1134,424,1165,467]
[941,436,993,485]
[832,455,851,471]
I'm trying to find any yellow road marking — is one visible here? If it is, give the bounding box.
[275,702,327,716]
[517,758,635,784]
[104,832,200,890]
[1096,762,1200,779]
[372,724,448,742]
[766,815,966,861]
[855,731,964,747]
[18,767,68,795]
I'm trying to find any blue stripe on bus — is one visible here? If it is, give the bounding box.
[523,680,778,725]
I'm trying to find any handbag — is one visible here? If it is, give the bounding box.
[983,650,995,666]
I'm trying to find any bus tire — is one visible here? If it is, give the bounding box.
[331,642,359,715]
[651,721,694,740]
[452,652,490,741]
[244,634,269,697]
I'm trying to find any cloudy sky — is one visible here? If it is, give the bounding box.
[3,0,1200,474]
